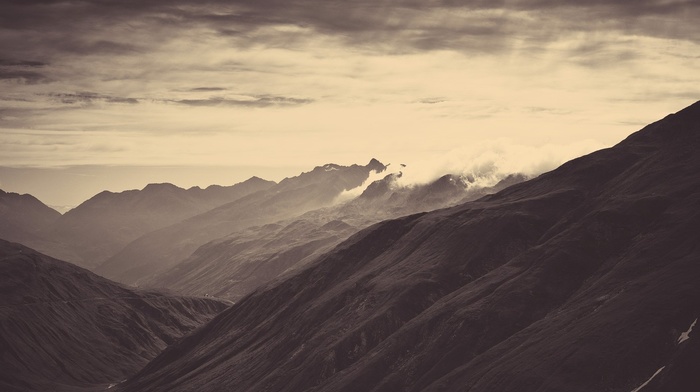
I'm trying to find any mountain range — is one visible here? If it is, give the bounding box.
[1,101,698,391]
[95,159,388,283]
[1,156,523,304]
[114,101,700,392]
[35,177,275,269]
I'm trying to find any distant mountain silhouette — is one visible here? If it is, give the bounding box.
[0,190,82,263]
[117,101,700,392]
[96,159,387,284]
[0,239,227,392]
[0,189,60,243]
[36,177,274,269]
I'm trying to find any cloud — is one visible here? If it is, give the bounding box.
[48,92,139,106]
[185,1,700,54]
[393,138,607,189]
[173,95,313,107]
[336,166,391,202]
[2,0,698,62]
[0,69,50,84]
[0,59,47,67]
[0,0,697,174]
[0,58,51,84]
[188,87,227,92]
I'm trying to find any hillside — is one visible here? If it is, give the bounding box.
[0,239,228,392]
[118,102,700,392]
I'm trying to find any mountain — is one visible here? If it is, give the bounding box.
[37,176,275,269]
[96,159,387,284]
[0,190,81,263]
[0,239,228,392]
[116,101,700,392]
[0,189,60,244]
[145,173,526,301]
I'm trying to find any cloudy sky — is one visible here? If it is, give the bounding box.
[1,0,699,207]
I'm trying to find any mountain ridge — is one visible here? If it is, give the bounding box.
[34,176,275,269]
[96,159,388,284]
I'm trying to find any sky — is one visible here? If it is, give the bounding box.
[1,0,699,207]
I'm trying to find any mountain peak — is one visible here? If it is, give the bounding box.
[620,99,700,146]
[367,158,385,172]
[142,182,181,192]
[244,175,273,183]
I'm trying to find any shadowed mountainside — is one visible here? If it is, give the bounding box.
[0,239,228,392]
[118,101,700,392]
[36,177,275,269]
[97,159,386,284]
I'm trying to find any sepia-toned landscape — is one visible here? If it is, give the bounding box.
[1,1,699,391]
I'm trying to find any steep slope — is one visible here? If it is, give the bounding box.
[119,101,700,392]
[147,174,525,301]
[38,177,275,269]
[0,239,228,392]
[97,159,386,284]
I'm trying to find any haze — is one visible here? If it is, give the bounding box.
[1,0,698,207]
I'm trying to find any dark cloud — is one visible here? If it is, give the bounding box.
[106,97,139,104]
[0,58,51,84]
[563,38,641,68]
[0,59,47,67]
[48,92,139,105]
[188,87,227,92]
[1,0,698,57]
[0,0,697,115]
[184,0,700,51]
[174,95,313,107]
[0,69,50,84]
[64,40,141,55]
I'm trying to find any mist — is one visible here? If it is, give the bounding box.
[393,138,606,189]
[335,138,605,203]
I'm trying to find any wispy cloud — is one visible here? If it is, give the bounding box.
[0,69,50,84]
[0,58,51,84]
[173,95,313,107]
[0,59,47,67]
[187,87,227,92]
[48,92,139,105]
